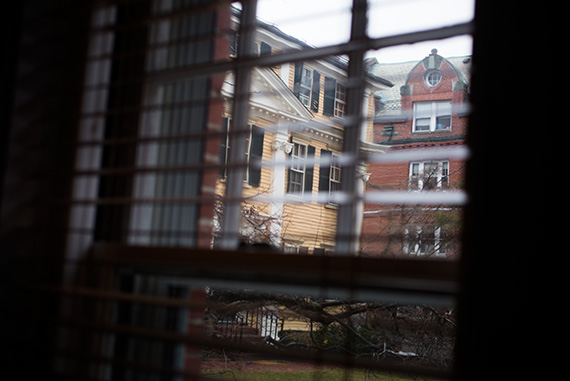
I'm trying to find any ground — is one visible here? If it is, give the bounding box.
[202,356,343,372]
[201,355,446,380]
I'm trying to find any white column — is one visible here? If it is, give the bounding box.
[354,164,371,253]
[268,124,293,246]
[360,90,371,142]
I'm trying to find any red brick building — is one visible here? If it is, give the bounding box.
[361,49,471,258]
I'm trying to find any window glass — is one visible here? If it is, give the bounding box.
[65,0,474,379]
[334,82,346,118]
[426,70,442,87]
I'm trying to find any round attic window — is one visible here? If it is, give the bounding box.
[425,70,442,87]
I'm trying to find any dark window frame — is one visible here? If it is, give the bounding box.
[0,0,549,380]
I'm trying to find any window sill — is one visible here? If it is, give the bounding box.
[218,178,252,188]
[412,129,452,134]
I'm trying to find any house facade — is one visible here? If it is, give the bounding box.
[361,49,471,258]
[215,9,393,254]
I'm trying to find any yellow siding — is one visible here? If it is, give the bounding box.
[365,94,375,142]
[282,318,311,332]
[282,138,338,252]
[287,62,296,91]
[217,66,345,251]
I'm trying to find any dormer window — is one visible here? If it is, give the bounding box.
[298,68,312,108]
[334,83,346,118]
[425,70,442,87]
[293,63,320,112]
[323,77,346,118]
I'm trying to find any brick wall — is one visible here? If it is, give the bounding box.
[362,54,468,258]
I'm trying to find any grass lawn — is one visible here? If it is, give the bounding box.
[202,369,442,380]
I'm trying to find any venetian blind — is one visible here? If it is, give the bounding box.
[2,0,480,380]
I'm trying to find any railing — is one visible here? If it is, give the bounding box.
[210,306,283,344]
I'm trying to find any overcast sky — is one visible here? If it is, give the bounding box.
[255,0,475,62]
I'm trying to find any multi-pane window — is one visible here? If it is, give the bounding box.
[334,82,346,118]
[219,118,265,187]
[404,225,447,256]
[293,63,320,112]
[413,101,452,132]
[298,68,312,108]
[288,142,307,194]
[410,161,449,190]
[330,154,341,193]
[425,70,442,87]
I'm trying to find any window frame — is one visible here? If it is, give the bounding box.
[425,70,442,87]
[404,225,447,257]
[50,0,477,377]
[334,82,347,118]
[329,153,341,198]
[409,160,450,190]
[287,141,307,195]
[412,101,452,132]
[5,0,549,379]
[222,118,253,183]
[298,67,313,108]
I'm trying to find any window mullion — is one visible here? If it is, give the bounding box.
[430,102,436,131]
[219,0,257,249]
[334,0,368,254]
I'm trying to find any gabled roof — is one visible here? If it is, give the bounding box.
[221,67,313,123]
[231,6,393,89]
[369,52,471,118]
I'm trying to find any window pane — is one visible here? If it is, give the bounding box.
[58,1,474,379]
[301,68,312,86]
[436,101,452,115]
[436,115,451,129]
[415,102,432,118]
[415,118,431,131]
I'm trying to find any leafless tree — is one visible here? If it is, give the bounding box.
[206,169,459,370]
[361,162,464,259]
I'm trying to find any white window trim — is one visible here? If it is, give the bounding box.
[334,82,346,118]
[329,153,341,200]
[412,101,452,132]
[403,225,446,257]
[288,141,307,195]
[299,67,312,108]
[425,70,442,87]
[409,160,449,191]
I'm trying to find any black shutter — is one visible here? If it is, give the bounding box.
[293,63,303,98]
[219,117,228,178]
[260,41,271,56]
[248,125,264,187]
[318,149,332,203]
[310,71,320,112]
[323,77,336,116]
[304,145,315,193]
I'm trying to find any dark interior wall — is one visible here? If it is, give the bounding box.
[0,0,93,375]
[455,1,550,380]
